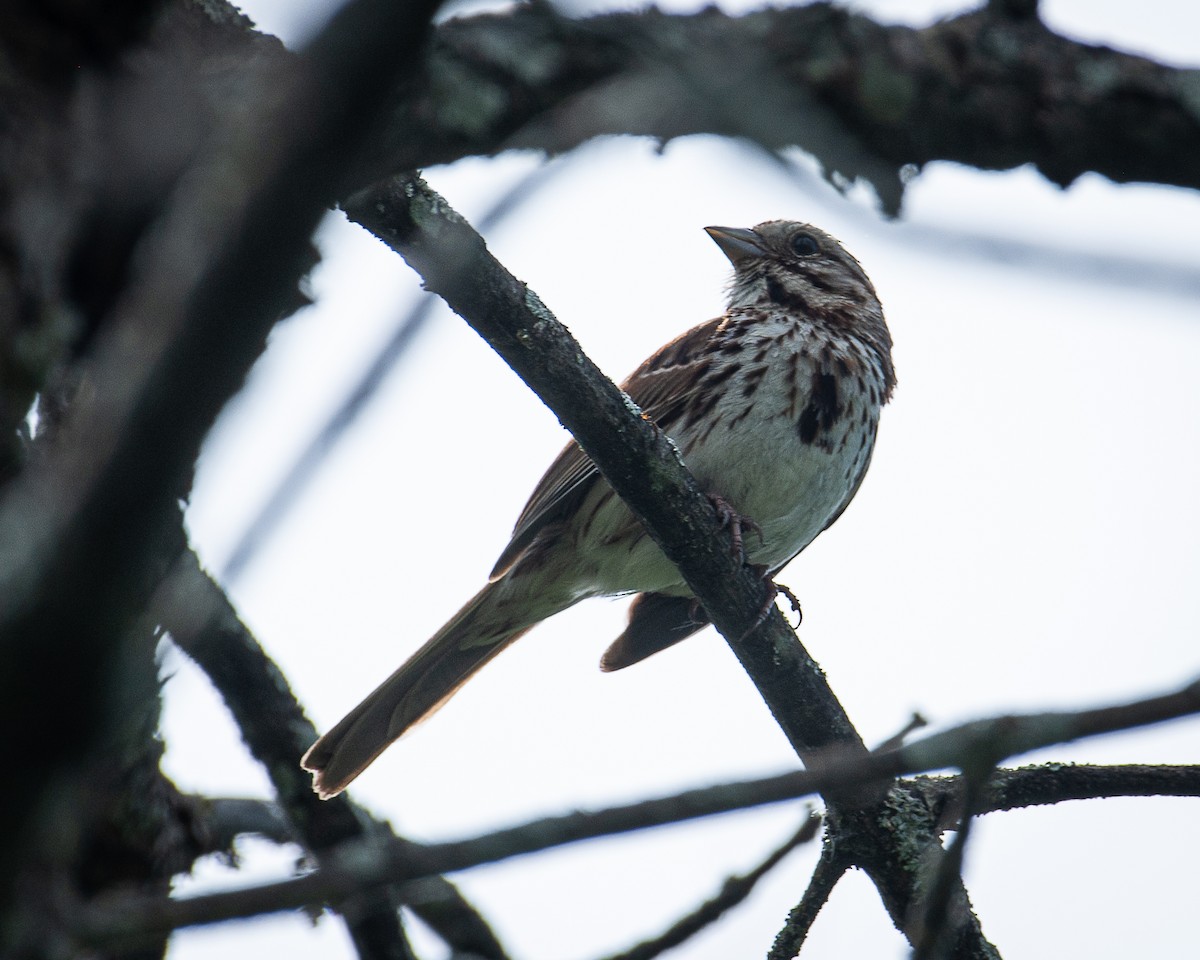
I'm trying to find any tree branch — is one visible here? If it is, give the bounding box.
[72,677,1200,945]
[913,763,1200,826]
[0,0,442,950]
[768,849,849,960]
[912,766,993,960]
[352,2,1200,210]
[199,797,296,850]
[160,3,1200,216]
[597,813,821,960]
[158,548,508,960]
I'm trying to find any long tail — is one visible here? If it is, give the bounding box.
[301,580,540,799]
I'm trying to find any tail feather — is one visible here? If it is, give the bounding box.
[301,582,535,799]
[599,592,708,672]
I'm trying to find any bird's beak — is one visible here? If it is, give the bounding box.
[704,225,763,266]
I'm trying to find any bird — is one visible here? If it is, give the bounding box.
[302,220,896,798]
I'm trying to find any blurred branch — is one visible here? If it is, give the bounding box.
[357,2,1200,212]
[759,148,1200,301]
[0,0,443,951]
[221,157,568,584]
[178,2,1200,217]
[911,766,993,960]
[193,762,1200,888]
[158,548,509,960]
[73,677,1200,944]
[597,812,822,960]
[200,797,296,850]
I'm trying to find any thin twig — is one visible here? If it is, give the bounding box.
[767,848,849,960]
[597,812,821,960]
[874,713,930,753]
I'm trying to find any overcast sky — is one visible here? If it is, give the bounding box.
[165,2,1200,958]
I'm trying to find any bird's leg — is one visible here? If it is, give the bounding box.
[706,493,764,562]
[703,495,801,637]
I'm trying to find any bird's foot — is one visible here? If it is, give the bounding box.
[773,580,803,627]
[741,565,803,639]
[707,493,763,562]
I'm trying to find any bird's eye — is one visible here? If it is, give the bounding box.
[790,232,820,257]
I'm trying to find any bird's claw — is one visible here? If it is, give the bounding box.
[707,493,763,562]
[740,565,803,640]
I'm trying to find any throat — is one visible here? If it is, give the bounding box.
[765,275,812,313]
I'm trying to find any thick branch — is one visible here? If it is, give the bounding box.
[155,4,1200,219]
[358,2,1200,207]
[914,762,1200,825]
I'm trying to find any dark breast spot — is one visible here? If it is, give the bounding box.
[797,370,841,446]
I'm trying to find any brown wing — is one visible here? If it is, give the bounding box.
[489,316,725,580]
[489,441,596,579]
[618,315,724,435]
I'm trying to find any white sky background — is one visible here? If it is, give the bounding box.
[165,1,1200,958]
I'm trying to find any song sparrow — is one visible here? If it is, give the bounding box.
[303,220,895,798]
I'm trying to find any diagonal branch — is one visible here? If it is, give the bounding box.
[340,171,989,956]
[342,173,862,758]
[768,849,849,960]
[597,813,822,960]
